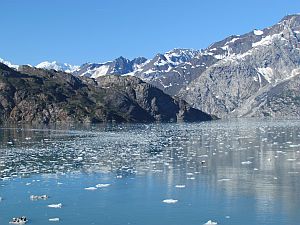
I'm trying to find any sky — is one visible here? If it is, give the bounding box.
[1,0,300,66]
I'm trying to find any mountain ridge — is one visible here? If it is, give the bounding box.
[2,14,300,118]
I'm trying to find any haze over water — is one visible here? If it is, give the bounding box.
[1,119,300,225]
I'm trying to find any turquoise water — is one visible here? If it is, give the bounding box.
[1,119,300,225]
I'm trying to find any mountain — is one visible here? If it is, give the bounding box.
[36,61,79,73]
[3,14,300,119]
[0,62,213,124]
[73,56,148,78]
[73,49,217,96]
[74,14,300,119]
[178,14,300,118]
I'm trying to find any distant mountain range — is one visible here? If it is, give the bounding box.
[2,14,300,119]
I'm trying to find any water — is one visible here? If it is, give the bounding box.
[1,119,300,225]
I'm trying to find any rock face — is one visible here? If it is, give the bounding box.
[179,14,300,118]
[0,63,213,124]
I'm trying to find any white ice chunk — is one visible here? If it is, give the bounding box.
[95,184,111,188]
[48,203,62,208]
[49,218,60,222]
[204,220,218,225]
[175,185,186,188]
[241,161,252,165]
[84,187,97,191]
[162,199,178,204]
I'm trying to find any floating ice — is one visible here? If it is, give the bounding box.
[204,220,218,225]
[289,144,300,147]
[9,216,28,224]
[48,203,62,208]
[287,159,296,162]
[218,178,231,182]
[49,218,60,222]
[241,161,252,165]
[84,187,97,191]
[162,199,178,204]
[95,184,111,188]
[30,195,48,200]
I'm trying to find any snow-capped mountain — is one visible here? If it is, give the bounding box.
[2,14,300,118]
[36,61,79,73]
[0,58,19,70]
[179,14,300,118]
[132,49,218,95]
[74,14,300,118]
[73,56,148,78]
[74,49,217,96]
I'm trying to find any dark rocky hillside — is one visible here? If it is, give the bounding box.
[0,63,213,124]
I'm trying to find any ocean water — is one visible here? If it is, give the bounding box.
[0,119,300,225]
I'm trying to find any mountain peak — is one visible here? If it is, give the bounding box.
[278,14,300,27]
[36,61,79,73]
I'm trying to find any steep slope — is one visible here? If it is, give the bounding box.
[132,49,218,96]
[179,14,300,118]
[0,63,213,124]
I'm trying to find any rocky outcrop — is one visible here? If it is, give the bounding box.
[0,63,213,124]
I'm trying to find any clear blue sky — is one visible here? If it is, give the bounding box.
[1,0,300,65]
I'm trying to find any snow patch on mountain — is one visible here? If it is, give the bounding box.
[36,61,79,73]
[0,58,19,70]
[253,29,264,36]
[257,67,273,83]
[89,65,110,78]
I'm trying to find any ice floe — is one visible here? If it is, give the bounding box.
[84,187,97,191]
[49,218,60,222]
[48,203,62,208]
[30,195,48,200]
[241,161,252,165]
[204,220,218,225]
[95,183,111,188]
[162,199,178,204]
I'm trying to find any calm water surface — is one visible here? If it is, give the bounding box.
[0,119,300,225]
